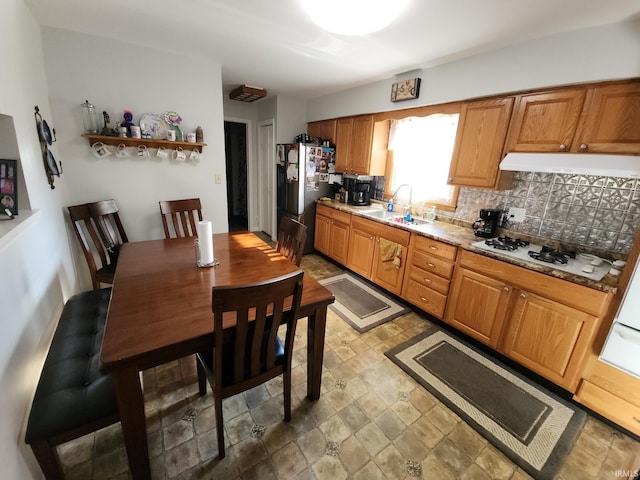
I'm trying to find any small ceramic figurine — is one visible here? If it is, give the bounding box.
[101,111,117,136]
[120,110,135,136]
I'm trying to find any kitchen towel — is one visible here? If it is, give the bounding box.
[196,220,214,266]
[379,238,402,270]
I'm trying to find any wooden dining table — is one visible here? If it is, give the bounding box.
[100,232,334,479]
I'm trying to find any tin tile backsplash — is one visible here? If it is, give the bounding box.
[451,172,640,254]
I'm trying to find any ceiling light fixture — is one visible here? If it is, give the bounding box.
[229,85,267,102]
[301,0,410,36]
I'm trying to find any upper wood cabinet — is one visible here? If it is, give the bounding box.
[307,119,337,144]
[447,97,514,188]
[506,81,640,154]
[505,89,586,153]
[574,82,640,154]
[334,115,389,176]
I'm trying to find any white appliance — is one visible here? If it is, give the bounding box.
[500,152,640,179]
[600,259,640,379]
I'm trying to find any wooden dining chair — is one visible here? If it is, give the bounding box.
[195,270,304,459]
[159,198,203,238]
[87,199,129,247]
[276,216,307,266]
[68,203,125,290]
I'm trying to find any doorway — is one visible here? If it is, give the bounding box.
[224,121,248,231]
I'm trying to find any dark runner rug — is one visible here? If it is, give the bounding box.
[385,326,586,479]
[319,272,410,333]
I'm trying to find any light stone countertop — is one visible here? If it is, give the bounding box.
[317,199,619,293]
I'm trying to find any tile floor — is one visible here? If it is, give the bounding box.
[58,252,640,479]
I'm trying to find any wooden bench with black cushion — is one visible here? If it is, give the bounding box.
[25,287,118,480]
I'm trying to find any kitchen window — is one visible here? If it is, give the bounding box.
[385,112,460,211]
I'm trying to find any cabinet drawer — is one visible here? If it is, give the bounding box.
[404,279,447,318]
[584,358,640,407]
[411,251,454,279]
[317,204,351,225]
[575,380,640,436]
[407,266,450,295]
[413,235,457,261]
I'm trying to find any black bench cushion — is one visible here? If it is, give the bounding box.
[25,287,116,444]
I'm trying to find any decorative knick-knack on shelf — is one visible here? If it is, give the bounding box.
[165,111,183,142]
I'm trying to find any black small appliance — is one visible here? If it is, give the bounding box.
[472,208,502,238]
[343,175,373,206]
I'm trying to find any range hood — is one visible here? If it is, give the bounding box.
[500,153,640,179]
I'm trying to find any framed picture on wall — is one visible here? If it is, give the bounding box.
[0,159,17,216]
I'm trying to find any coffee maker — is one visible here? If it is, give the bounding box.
[472,208,502,238]
[343,175,373,206]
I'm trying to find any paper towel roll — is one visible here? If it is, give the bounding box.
[197,220,214,266]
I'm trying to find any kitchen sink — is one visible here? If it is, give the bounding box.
[361,209,431,228]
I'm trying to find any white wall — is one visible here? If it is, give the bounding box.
[0,2,78,479]
[41,28,228,252]
[307,20,640,121]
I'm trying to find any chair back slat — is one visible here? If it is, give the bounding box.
[88,199,128,245]
[159,198,203,238]
[276,217,307,266]
[212,270,304,385]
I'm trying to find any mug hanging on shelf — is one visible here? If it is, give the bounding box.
[156,146,169,159]
[190,149,202,162]
[172,147,186,161]
[115,144,129,158]
[92,142,112,158]
[137,145,150,158]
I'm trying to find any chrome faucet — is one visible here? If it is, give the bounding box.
[392,184,412,215]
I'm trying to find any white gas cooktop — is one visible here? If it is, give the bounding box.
[472,238,611,281]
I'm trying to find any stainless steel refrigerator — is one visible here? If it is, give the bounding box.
[276,143,336,254]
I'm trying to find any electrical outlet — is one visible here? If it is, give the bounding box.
[215,174,222,184]
[508,207,526,223]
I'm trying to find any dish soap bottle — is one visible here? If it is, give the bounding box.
[387,198,394,212]
[426,206,437,222]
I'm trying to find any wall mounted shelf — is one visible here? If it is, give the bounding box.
[82,134,207,153]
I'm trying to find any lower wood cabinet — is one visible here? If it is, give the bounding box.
[446,250,612,392]
[314,204,350,265]
[347,216,410,296]
[445,267,510,348]
[402,235,457,319]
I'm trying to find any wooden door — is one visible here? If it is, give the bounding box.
[328,221,350,265]
[448,97,514,188]
[574,82,640,154]
[350,115,374,175]
[314,213,331,255]
[371,242,407,296]
[502,290,597,392]
[445,268,511,348]
[506,89,586,152]
[335,118,353,172]
[347,226,376,278]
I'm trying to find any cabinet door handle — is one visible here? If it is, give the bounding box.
[423,278,432,283]
[503,286,510,292]
[420,296,429,303]
[427,263,435,268]
[429,246,438,251]
[559,144,567,151]
[519,293,526,298]
[580,143,588,150]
